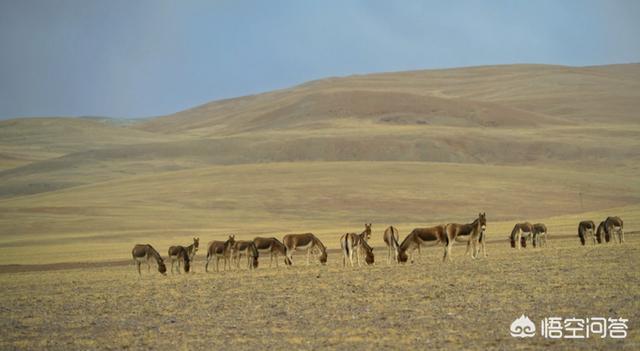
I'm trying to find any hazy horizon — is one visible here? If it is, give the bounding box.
[1,0,639,120]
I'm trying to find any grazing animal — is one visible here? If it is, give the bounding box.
[253,237,287,267]
[443,213,487,261]
[131,244,167,276]
[397,225,447,264]
[531,223,548,248]
[383,226,400,264]
[232,240,260,269]
[509,222,534,250]
[596,221,608,243]
[167,245,191,274]
[205,235,236,272]
[604,216,624,244]
[340,232,374,267]
[282,233,327,266]
[578,221,596,246]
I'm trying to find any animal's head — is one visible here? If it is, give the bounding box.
[227,234,236,246]
[510,237,516,248]
[193,237,200,250]
[364,223,372,240]
[579,234,586,246]
[365,248,374,265]
[252,256,259,269]
[183,258,191,273]
[158,261,167,275]
[319,250,327,265]
[398,249,408,263]
[478,212,487,232]
[520,236,527,248]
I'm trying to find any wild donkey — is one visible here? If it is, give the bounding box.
[282,233,327,266]
[232,240,259,270]
[510,222,534,249]
[383,226,400,264]
[532,223,547,247]
[578,221,596,246]
[603,216,624,244]
[340,232,374,267]
[397,225,447,264]
[443,213,487,261]
[205,235,236,272]
[131,244,167,276]
[253,237,287,267]
[168,237,198,274]
[167,245,191,274]
[339,223,373,267]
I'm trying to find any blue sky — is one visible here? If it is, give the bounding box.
[1,0,639,119]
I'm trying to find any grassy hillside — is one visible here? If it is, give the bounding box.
[0,64,638,265]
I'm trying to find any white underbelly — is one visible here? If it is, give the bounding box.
[294,242,313,250]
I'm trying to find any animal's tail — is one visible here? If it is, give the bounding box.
[343,234,350,257]
[509,225,519,248]
[578,228,586,245]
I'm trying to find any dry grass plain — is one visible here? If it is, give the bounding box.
[0,236,638,350]
[1,64,639,349]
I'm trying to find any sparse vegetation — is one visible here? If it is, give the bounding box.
[0,64,639,349]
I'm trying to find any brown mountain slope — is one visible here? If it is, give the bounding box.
[135,64,640,135]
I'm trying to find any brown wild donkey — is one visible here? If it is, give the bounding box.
[232,240,259,270]
[167,245,191,274]
[531,223,547,247]
[253,237,287,267]
[340,232,374,267]
[509,222,534,250]
[603,216,624,244]
[383,226,400,264]
[132,244,167,276]
[443,213,487,261]
[205,235,236,272]
[578,221,596,246]
[282,233,327,266]
[397,225,447,264]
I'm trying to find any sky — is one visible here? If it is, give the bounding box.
[1,0,639,119]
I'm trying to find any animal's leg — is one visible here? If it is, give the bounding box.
[469,238,478,260]
[348,245,354,267]
[387,245,391,264]
[136,261,141,276]
[342,246,347,267]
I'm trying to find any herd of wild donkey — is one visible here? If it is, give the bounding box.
[131,213,625,275]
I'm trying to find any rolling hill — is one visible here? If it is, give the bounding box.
[0,63,639,264]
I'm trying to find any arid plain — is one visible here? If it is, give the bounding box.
[1,64,639,349]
